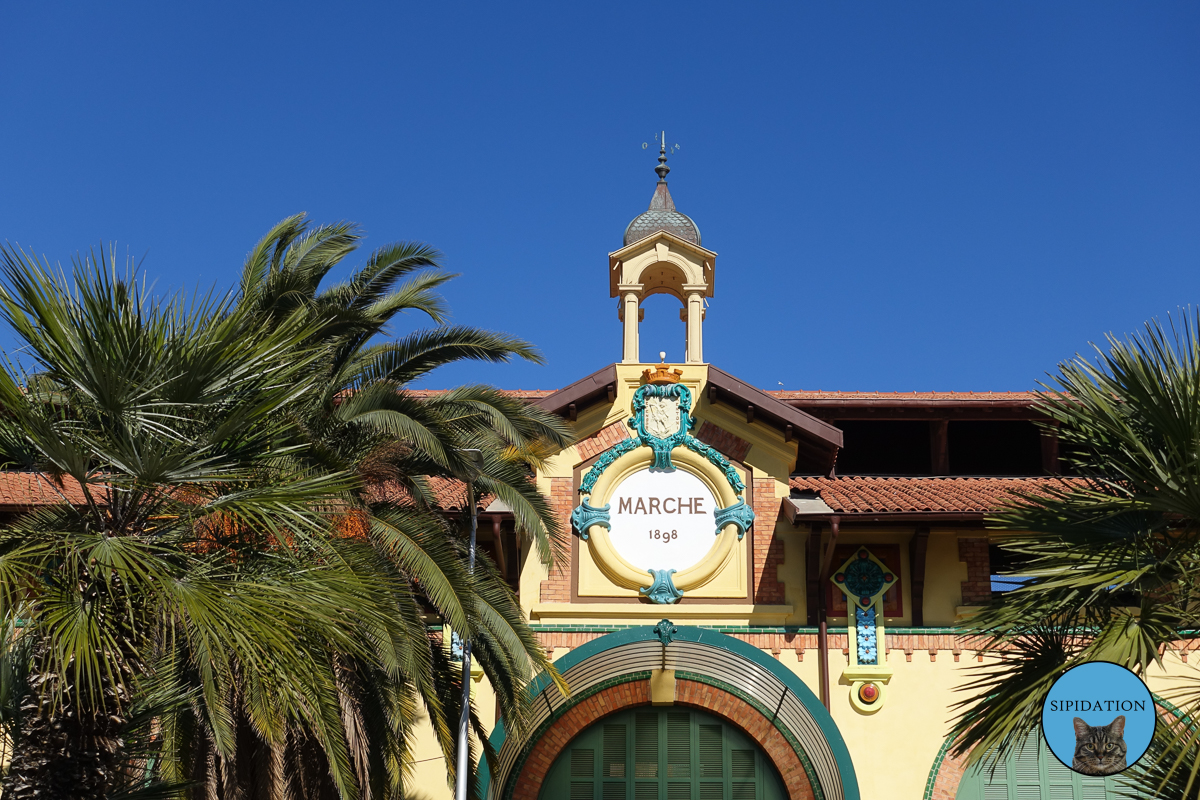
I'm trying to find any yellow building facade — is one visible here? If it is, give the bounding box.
[407,150,1194,800]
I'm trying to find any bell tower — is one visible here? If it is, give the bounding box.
[609,136,717,364]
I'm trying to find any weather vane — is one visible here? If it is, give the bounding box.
[642,131,680,154]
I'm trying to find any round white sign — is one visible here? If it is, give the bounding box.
[607,467,718,573]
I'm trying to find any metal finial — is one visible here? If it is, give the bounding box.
[655,129,670,181]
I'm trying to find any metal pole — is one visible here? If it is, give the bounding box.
[455,481,477,800]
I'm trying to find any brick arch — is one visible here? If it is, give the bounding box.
[924,737,970,800]
[509,677,815,800]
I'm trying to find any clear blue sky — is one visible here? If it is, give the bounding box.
[2,2,1197,392]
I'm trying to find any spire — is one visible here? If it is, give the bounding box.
[622,132,698,246]
[649,131,676,212]
[655,130,670,182]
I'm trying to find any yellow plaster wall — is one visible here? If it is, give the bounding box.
[924,531,972,627]
[403,673,498,800]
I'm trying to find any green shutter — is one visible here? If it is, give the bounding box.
[541,708,786,800]
[956,734,1121,800]
[635,713,659,779]
[666,713,691,779]
[604,724,627,779]
[699,724,723,778]
[602,782,625,800]
[573,749,596,778]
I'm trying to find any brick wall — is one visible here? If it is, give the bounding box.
[927,743,970,800]
[957,538,992,605]
[509,679,815,800]
[576,421,631,461]
[539,477,574,603]
[694,421,751,464]
[534,631,991,663]
[751,478,785,604]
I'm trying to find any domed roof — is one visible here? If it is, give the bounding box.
[622,146,701,248]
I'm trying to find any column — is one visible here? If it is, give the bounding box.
[683,286,706,364]
[618,284,642,363]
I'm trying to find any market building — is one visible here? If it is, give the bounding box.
[401,146,1195,800]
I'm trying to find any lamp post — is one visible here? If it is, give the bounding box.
[455,448,482,800]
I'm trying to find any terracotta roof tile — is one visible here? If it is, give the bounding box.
[0,472,89,507]
[772,390,1038,401]
[405,389,555,400]
[788,475,1072,514]
[368,477,496,512]
[406,388,1040,404]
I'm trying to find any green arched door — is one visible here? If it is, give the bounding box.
[540,707,787,800]
[955,735,1119,800]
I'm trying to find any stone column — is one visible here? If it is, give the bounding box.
[683,285,706,363]
[618,284,643,363]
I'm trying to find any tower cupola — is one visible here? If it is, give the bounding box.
[608,136,717,364]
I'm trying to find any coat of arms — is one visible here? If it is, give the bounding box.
[644,395,679,439]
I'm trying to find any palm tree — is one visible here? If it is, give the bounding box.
[0,246,404,799]
[950,311,1200,798]
[153,215,574,799]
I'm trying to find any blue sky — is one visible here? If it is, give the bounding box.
[2,2,1197,392]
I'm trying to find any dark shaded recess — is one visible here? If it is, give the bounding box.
[948,421,1042,476]
[1056,438,1086,476]
[989,542,1034,595]
[990,542,1139,605]
[832,420,931,475]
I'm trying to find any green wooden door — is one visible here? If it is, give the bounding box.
[955,735,1118,800]
[539,707,788,800]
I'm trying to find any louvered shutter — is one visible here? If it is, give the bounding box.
[541,707,787,800]
[955,734,1120,800]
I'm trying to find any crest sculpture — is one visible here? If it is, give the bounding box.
[571,368,755,604]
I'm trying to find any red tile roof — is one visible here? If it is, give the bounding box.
[405,389,555,400]
[368,476,496,511]
[771,391,1037,400]
[788,475,1071,515]
[0,472,89,507]
[409,388,1039,403]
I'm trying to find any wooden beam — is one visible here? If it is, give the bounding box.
[745,405,755,424]
[930,419,949,475]
[817,516,840,711]
[708,384,718,404]
[819,516,841,587]
[606,383,616,403]
[785,424,794,443]
[908,526,930,627]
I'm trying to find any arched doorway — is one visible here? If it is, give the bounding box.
[540,706,787,800]
[478,624,858,800]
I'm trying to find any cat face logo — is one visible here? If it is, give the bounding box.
[1041,662,1155,777]
[1071,715,1127,776]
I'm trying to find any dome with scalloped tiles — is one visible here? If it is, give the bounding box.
[622,148,701,247]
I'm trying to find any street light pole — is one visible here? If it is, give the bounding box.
[455,450,481,800]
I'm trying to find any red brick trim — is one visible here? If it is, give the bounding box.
[576,422,632,461]
[694,421,751,464]
[539,478,574,603]
[957,537,991,605]
[509,679,815,800]
[927,740,970,800]
[752,478,785,603]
